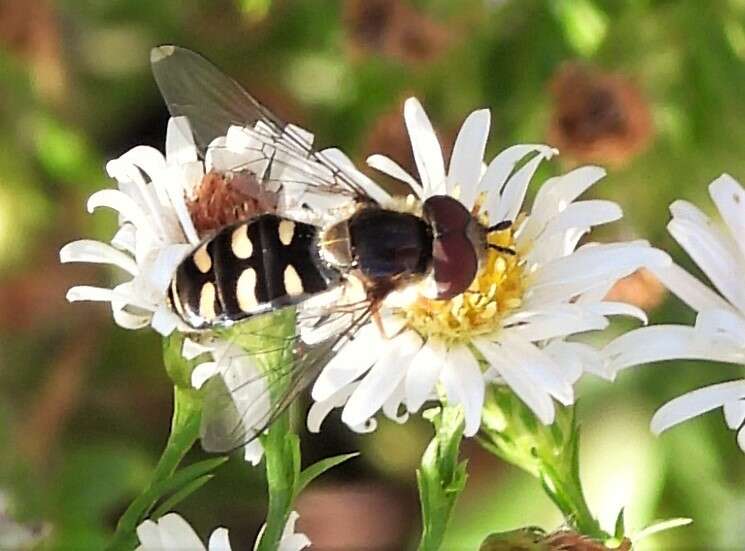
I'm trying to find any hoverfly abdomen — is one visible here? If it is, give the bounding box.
[169,215,341,330]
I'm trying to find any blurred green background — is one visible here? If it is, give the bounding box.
[1,0,744,549]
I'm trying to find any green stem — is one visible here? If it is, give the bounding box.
[227,308,300,551]
[479,387,609,541]
[537,435,606,540]
[255,410,299,551]
[417,405,468,551]
[107,385,201,551]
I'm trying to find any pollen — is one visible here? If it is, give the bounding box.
[399,223,525,345]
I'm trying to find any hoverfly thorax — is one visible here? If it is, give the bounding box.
[422,194,485,300]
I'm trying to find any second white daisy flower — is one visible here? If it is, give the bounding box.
[309,98,671,436]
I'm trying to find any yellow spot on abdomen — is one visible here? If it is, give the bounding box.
[199,282,217,320]
[284,264,304,296]
[193,244,212,273]
[278,220,295,246]
[231,225,253,259]
[237,268,259,312]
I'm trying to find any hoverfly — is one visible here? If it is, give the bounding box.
[151,46,510,452]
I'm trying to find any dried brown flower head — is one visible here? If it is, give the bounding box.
[187,170,278,237]
[0,0,65,100]
[605,268,667,312]
[343,0,450,65]
[548,63,653,167]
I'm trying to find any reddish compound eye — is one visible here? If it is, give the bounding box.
[422,195,479,300]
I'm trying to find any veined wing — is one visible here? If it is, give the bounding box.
[151,45,386,204]
[199,299,372,453]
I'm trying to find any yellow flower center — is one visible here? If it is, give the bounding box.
[399,222,525,345]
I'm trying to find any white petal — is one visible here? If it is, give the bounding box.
[157,513,205,550]
[709,174,745,260]
[112,304,151,329]
[404,98,445,196]
[668,200,745,312]
[366,154,424,198]
[723,399,745,430]
[405,340,446,412]
[112,224,137,254]
[166,117,198,165]
[114,146,168,184]
[480,145,557,214]
[279,533,312,551]
[497,331,574,405]
[734,424,745,452]
[586,301,648,324]
[147,244,191,294]
[321,148,391,205]
[518,165,606,245]
[60,239,138,275]
[307,387,351,433]
[382,381,409,424]
[66,285,116,303]
[191,362,219,390]
[494,149,555,224]
[447,109,490,207]
[539,200,622,238]
[604,325,745,374]
[503,304,609,341]
[526,243,670,306]
[651,262,733,314]
[651,380,745,435]
[207,528,232,551]
[341,331,421,427]
[311,324,382,401]
[182,338,213,360]
[279,512,310,551]
[86,189,150,232]
[440,345,485,436]
[541,341,593,384]
[164,164,202,245]
[243,439,264,466]
[151,305,179,336]
[695,308,745,347]
[136,519,163,549]
[474,338,555,424]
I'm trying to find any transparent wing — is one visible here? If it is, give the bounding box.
[150,45,383,203]
[199,300,373,454]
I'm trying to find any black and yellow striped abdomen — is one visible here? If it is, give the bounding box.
[169,215,341,329]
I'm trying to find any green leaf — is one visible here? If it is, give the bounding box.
[296,453,359,497]
[614,508,626,540]
[151,474,215,519]
[149,457,228,505]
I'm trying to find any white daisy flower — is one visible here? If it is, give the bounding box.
[60,115,344,336]
[605,174,745,451]
[308,97,671,437]
[136,511,310,551]
[60,117,201,335]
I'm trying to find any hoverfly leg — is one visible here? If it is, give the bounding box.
[371,309,405,340]
[488,243,516,256]
[488,220,513,232]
